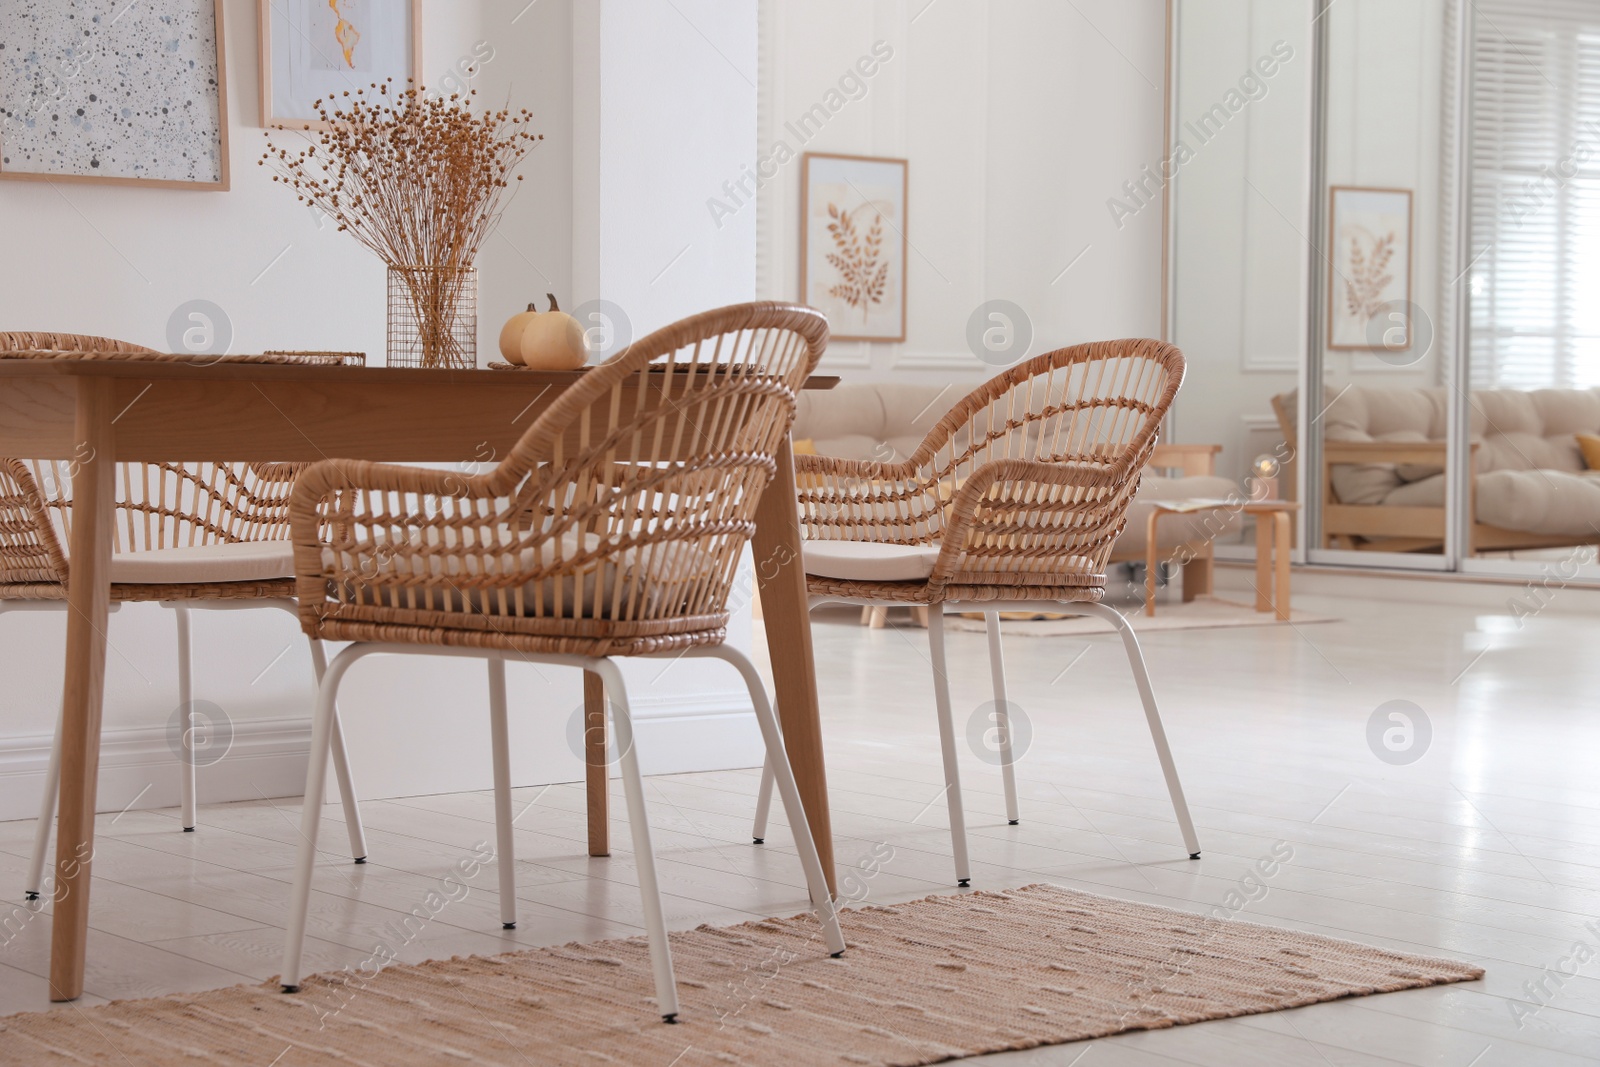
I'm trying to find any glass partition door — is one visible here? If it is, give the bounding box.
[1459,0,1600,584]
[1308,0,1457,570]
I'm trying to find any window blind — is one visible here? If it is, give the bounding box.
[1469,0,1600,389]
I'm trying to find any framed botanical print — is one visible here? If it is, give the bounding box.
[800,152,908,343]
[1327,186,1413,351]
[0,0,229,189]
[259,0,422,130]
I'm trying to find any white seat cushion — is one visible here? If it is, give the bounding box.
[109,541,296,585]
[803,540,942,582]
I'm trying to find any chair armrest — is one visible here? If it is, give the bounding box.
[929,458,1137,587]
[0,460,68,586]
[795,453,941,544]
[287,455,601,627]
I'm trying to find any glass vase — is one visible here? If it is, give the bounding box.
[386,265,477,369]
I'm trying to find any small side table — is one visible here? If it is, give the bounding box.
[1145,499,1300,619]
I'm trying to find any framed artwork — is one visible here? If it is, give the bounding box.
[1327,186,1413,351]
[0,0,229,190]
[800,152,908,343]
[259,0,422,130]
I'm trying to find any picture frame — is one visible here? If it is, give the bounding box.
[259,0,423,130]
[0,0,230,190]
[1327,186,1413,351]
[800,152,909,343]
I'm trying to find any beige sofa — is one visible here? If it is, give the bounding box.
[1272,386,1600,552]
[793,383,1242,596]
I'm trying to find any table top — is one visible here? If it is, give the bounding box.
[0,357,838,462]
[0,353,840,388]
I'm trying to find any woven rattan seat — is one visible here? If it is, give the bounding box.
[752,338,1203,883]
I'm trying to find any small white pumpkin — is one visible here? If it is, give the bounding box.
[498,294,586,370]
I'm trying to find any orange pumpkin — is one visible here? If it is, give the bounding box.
[498,294,586,370]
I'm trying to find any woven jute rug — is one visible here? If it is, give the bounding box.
[0,884,1480,1066]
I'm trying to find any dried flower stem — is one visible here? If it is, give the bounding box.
[261,81,543,367]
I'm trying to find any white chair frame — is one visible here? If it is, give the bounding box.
[752,596,1201,886]
[281,640,845,1023]
[4,598,368,899]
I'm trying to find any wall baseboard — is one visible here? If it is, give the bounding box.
[0,694,763,823]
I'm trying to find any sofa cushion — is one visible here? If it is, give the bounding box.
[1579,433,1600,470]
[109,541,296,585]
[1476,468,1600,536]
[1280,385,1600,540]
[1380,473,1446,508]
[794,384,953,463]
[804,540,942,582]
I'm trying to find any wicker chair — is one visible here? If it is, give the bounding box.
[751,338,1202,884]
[0,333,369,899]
[279,302,846,1021]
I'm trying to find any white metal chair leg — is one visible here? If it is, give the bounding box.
[487,657,518,929]
[751,759,774,844]
[281,643,361,992]
[589,657,680,1022]
[307,638,368,863]
[174,605,197,831]
[24,708,62,900]
[695,646,844,955]
[983,610,1021,825]
[1077,602,1202,859]
[926,610,972,887]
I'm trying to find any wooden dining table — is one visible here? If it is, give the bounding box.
[0,354,840,1002]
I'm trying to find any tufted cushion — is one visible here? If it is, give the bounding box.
[794,383,952,464]
[1279,385,1600,535]
[1475,469,1600,536]
[109,541,295,585]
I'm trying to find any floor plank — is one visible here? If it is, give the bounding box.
[0,591,1593,1066]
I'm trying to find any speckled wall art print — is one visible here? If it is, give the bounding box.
[259,0,421,131]
[0,0,229,189]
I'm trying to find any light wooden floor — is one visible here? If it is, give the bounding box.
[1,587,1597,1066]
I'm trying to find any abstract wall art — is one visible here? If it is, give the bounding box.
[259,0,422,130]
[0,0,229,189]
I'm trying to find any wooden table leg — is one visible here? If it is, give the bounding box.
[1254,514,1273,613]
[49,378,116,1002]
[583,671,609,857]
[1144,510,1162,617]
[1182,546,1213,602]
[1273,511,1292,621]
[752,436,835,894]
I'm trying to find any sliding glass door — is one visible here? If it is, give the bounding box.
[1307,0,1458,570]
[1459,0,1600,583]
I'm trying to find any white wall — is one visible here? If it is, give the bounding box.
[1169,0,1314,487]
[0,0,768,819]
[1322,0,1447,392]
[756,0,1169,385]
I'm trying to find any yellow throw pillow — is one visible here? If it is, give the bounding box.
[792,437,818,455]
[1578,433,1600,470]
